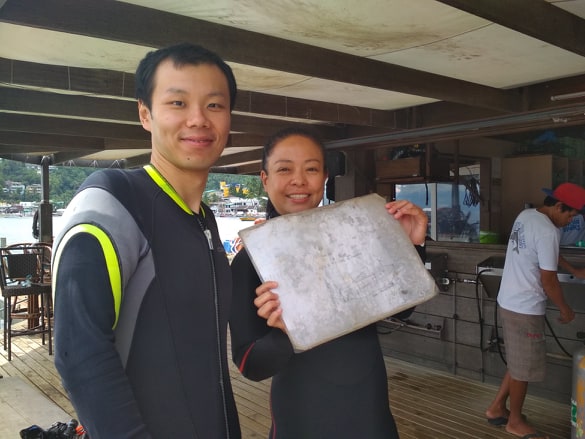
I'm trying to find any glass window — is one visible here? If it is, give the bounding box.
[396,179,480,243]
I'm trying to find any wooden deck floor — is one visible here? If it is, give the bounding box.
[0,331,571,439]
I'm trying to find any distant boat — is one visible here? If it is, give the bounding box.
[239,216,257,222]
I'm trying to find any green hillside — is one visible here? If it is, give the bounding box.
[0,159,265,208]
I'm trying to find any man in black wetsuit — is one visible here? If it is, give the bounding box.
[52,43,241,439]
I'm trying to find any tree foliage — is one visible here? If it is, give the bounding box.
[0,159,265,206]
[205,173,266,199]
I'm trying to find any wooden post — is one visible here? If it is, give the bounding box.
[39,156,53,244]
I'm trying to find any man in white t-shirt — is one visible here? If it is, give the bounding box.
[485,182,585,439]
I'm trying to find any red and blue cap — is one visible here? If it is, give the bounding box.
[542,182,585,212]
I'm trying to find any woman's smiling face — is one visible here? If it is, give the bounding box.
[261,134,328,215]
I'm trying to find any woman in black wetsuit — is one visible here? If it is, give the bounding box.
[229,126,428,439]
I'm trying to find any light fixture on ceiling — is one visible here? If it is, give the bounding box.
[550,91,585,101]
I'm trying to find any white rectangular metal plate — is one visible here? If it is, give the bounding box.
[239,193,438,351]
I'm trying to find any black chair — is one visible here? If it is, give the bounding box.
[0,244,52,361]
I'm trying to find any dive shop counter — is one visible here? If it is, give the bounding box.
[378,241,585,404]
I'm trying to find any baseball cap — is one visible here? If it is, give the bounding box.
[542,182,585,212]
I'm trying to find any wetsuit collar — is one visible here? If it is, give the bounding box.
[143,164,205,217]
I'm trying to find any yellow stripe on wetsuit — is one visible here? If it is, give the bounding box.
[144,164,205,217]
[53,224,122,328]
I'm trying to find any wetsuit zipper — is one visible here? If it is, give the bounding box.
[196,216,231,439]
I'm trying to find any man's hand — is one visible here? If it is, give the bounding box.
[558,255,585,279]
[570,266,585,279]
[559,305,575,324]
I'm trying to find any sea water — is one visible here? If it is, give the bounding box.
[0,215,252,326]
[0,215,252,247]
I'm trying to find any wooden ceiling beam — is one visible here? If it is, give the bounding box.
[0,87,348,138]
[0,123,313,161]
[523,73,585,111]
[0,0,522,112]
[0,144,69,155]
[326,103,585,150]
[214,149,263,167]
[0,153,46,164]
[233,162,262,175]
[0,57,134,98]
[211,162,262,176]
[2,54,584,129]
[0,131,104,150]
[0,58,398,128]
[58,137,263,168]
[103,138,151,150]
[123,153,152,169]
[436,0,585,58]
[0,113,149,140]
[51,151,105,165]
[226,133,265,148]
[103,135,264,150]
[0,86,138,122]
[235,90,397,128]
[231,114,342,139]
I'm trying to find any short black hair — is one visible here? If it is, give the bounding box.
[544,195,578,212]
[135,42,237,111]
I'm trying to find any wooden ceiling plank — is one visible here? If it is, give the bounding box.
[11,59,70,89]
[226,133,265,148]
[69,66,133,98]
[0,57,10,83]
[0,144,62,154]
[0,153,45,164]
[211,162,262,175]
[214,149,263,167]
[234,162,262,175]
[230,114,343,139]
[523,73,585,111]
[0,131,104,150]
[0,100,342,140]
[436,0,585,58]
[0,113,149,139]
[236,90,396,127]
[103,138,151,150]
[123,153,152,169]
[235,91,286,119]
[0,57,133,98]
[0,0,521,112]
[0,86,138,122]
[5,58,396,128]
[3,75,583,166]
[4,55,582,123]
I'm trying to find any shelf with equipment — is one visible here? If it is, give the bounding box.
[374,145,451,198]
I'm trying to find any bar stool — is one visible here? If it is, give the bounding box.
[0,244,52,361]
